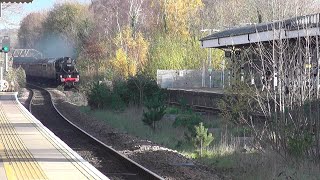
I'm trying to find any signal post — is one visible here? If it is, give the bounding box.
[0,1,33,91]
[0,36,10,91]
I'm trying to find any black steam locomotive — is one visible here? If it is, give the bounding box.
[13,57,80,87]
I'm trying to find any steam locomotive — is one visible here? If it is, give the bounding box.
[13,57,80,87]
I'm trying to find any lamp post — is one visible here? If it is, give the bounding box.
[201,29,219,88]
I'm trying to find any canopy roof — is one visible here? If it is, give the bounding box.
[0,0,33,3]
[201,13,320,48]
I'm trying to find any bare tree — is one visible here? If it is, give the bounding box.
[129,0,144,37]
[223,20,320,163]
[18,12,47,49]
[0,3,24,28]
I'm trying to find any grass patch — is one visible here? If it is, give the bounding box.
[80,105,225,150]
[204,150,320,180]
[165,106,181,114]
[80,105,320,179]
[80,106,191,149]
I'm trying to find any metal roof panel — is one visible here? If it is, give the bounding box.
[0,0,33,3]
[200,13,320,41]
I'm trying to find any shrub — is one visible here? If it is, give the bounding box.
[78,76,96,95]
[288,132,313,158]
[113,80,130,105]
[87,74,164,111]
[127,74,162,105]
[231,126,252,137]
[6,66,26,92]
[142,92,166,130]
[217,81,252,125]
[110,93,126,111]
[165,107,181,114]
[178,97,190,112]
[193,122,214,157]
[87,82,111,109]
[173,114,202,131]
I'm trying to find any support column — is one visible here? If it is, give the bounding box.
[317,35,320,98]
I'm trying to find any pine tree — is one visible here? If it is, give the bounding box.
[193,122,214,157]
[142,92,166,131]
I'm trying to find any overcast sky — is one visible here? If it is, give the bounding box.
[0,0,91,29]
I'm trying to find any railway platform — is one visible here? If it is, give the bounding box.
[166,88,224,111]
[0,92,109,180]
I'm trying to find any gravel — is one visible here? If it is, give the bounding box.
[29,87,149,180]
[19,88,222,180]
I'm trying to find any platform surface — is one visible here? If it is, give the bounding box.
[0,92,109,180]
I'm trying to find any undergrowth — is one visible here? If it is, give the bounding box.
[80,104,320,179]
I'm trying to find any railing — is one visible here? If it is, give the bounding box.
[12,49,43,59]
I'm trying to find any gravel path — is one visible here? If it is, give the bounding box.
[19,88,221,180]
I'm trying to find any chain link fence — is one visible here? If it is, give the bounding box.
[157,69,229,89]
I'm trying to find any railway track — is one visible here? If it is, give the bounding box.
[27,83,163,180]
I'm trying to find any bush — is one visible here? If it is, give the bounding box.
[142,92,166,130]
[217,81,252,125]
[87,74,164,111]
[165,107,181,114]
[113,80,130,105]
[127,74,162,105]
[6,67,26,92]
[110,93,126,111]
[173,114,202,131]
[178,97,190,112]
[193,122,214,157]
[78,75,96,95]
[87,82,112,109]
[288,132,313,158]
[231,126,252,137]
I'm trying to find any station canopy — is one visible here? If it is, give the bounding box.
[200,13,320,49]
[0,0,33,3]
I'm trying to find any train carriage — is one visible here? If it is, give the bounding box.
[13,57,80,87]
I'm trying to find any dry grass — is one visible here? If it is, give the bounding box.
[183,129,320,180]
[81,105,320,179]
[81,106,190,149]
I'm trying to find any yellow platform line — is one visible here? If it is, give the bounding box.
[16,102,98,180]
[0,107,31,180]
[0,106,43,180]
[0,105,47,180]
[0,143,17,180]
[15,99,102,180]
[0,104,48,180]
[2,105,48,180]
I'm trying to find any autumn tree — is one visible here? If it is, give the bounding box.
[77,39,109,77]
[41,3,93,56]
[146,35,206,77]
[111,26,149,79]
[18,12,47,49]
[160,0,204,37]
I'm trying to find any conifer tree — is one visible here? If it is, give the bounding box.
[193,122,214,157]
